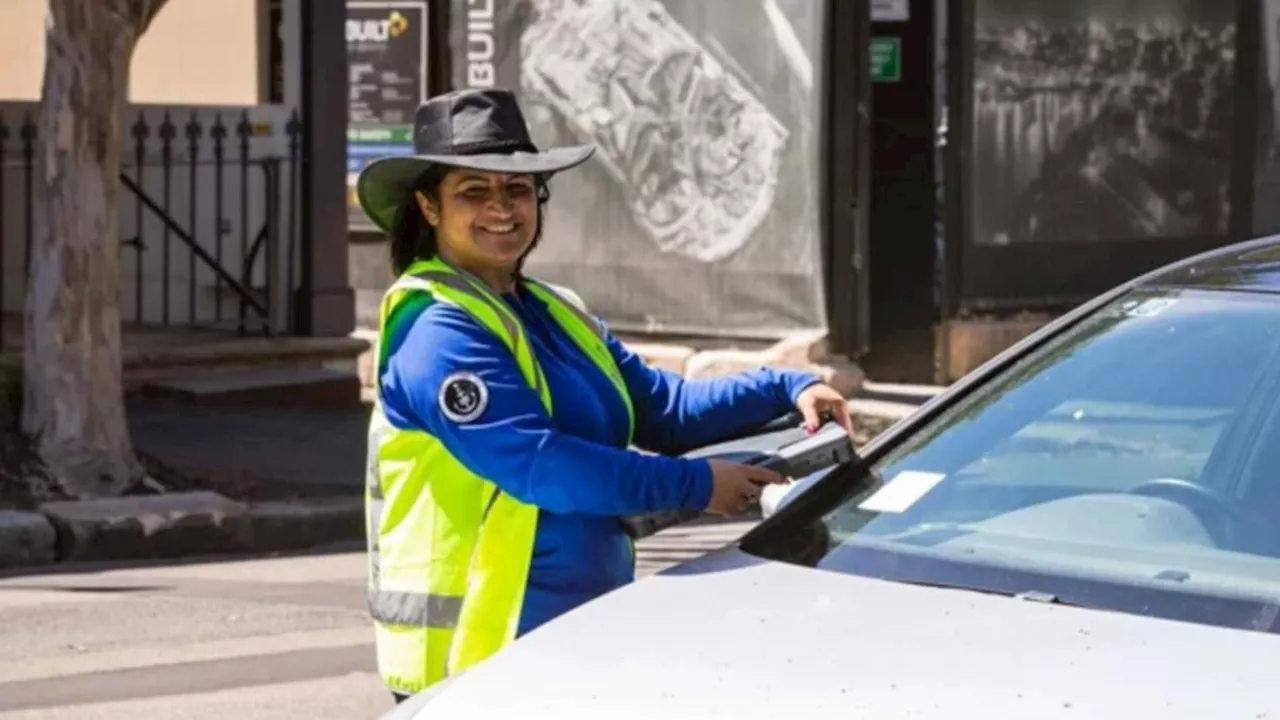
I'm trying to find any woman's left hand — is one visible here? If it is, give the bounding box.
[795,382,853,437]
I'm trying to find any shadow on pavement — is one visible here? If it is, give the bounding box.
[0,540,365,581]
[127,398,370,496]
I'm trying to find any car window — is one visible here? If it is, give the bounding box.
[749,287,1280,623]
[869,292,1266,523]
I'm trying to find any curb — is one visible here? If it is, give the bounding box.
[0,375,919,571]
[0,492,364,570]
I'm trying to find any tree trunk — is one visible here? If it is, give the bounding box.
[21,0,169,499]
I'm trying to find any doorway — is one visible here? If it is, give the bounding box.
[859,0,943,383]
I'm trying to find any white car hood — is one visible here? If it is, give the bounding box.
[418,548,1280,718]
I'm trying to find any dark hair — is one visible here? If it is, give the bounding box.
[389,165,552,277]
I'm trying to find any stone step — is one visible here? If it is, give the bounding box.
[856,381,945,406]
[944,315,1051,382]
[2,329,372,410]
[352,326,864,396]
[135,365,363,409]
[120,335,370,388]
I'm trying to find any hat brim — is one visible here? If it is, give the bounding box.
[355,145,594,234]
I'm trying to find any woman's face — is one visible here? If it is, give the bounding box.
[418,169,539,272]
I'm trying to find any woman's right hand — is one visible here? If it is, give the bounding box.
[704,459,790,516]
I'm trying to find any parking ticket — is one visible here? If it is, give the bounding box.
[857,470,947,514]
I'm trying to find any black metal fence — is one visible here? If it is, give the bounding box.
[0,105,303,342]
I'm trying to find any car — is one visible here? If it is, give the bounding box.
[385,235,1280,718]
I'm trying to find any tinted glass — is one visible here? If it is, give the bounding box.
[756,288,1280,626]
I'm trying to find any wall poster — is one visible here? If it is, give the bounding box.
[971,0,1236,247]
[452,0,828,338]
[346,1,430,232]
[1257,0,1280,235]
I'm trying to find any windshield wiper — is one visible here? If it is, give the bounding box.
[884,576,1102,610]
[1014,589,1078,605]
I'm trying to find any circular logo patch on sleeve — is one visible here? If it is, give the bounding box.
[438,372,488,424]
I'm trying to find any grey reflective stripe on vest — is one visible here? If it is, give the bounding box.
[366,422,464,630]
[367,419,385,501]
[370,588,465,629]
[366,419,386,592]
[525,279,605,343]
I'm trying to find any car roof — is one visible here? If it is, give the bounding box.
[1144,234,1280,293]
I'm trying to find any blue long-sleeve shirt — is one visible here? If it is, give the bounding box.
[378,283,820,635]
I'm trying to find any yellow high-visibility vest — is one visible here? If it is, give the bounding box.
[365,255,635,694]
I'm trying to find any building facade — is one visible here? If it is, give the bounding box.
[0,0,353,342]
[30,0,1255,385]
[929,0,1268,382]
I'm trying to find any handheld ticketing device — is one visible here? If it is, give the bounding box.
[620,420,856,540]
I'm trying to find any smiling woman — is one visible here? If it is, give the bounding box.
[432,171,540,265]
[388,163,551,289]
[356,87,848,704]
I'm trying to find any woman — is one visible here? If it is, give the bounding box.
[357,88,851,703]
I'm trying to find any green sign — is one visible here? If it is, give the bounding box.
[870,36,901,83]
[346,1,430,233]
[347,126,415,143]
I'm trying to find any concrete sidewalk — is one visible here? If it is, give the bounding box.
[0,398,371,570]
[0,346,903,572]
[128,398,368,493]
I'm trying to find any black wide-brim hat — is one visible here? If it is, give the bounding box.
[356,88,595,234]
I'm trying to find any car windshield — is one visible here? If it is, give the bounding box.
[747,286,1280,632]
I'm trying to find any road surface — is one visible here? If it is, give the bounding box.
[0,517,756,719]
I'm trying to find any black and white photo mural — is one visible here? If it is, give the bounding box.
[453,0,826,338]
[970,0,1236,247]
